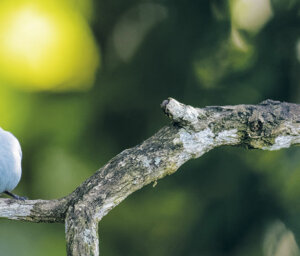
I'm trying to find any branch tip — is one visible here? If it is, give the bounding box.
[160,99,170,110]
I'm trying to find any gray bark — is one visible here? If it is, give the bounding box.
[1,98,300,255]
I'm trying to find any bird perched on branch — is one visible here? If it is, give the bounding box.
[0,127,26,200]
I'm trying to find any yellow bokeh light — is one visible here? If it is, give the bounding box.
[231,0,273,33]
[0,0,100,91]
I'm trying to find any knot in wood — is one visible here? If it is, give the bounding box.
[249,120,263,133]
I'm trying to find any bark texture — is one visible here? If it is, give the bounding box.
[1,98,300,255]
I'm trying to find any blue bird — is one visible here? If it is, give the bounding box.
[0,127,26,200]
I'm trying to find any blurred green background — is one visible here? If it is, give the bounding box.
[0,0,300,255]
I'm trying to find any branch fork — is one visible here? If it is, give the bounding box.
[1,98,300,255]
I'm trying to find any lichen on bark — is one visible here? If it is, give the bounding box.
[1,98,300,256]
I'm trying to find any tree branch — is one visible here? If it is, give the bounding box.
[1,98,300,255]
[66,205,99,255]
[0,198,67,222]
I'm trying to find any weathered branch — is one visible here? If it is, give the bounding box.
[66,205,99,255]
[0,198,67,222]
[1,98,300,255]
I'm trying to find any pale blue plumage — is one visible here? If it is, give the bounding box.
[0,127,22,193]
